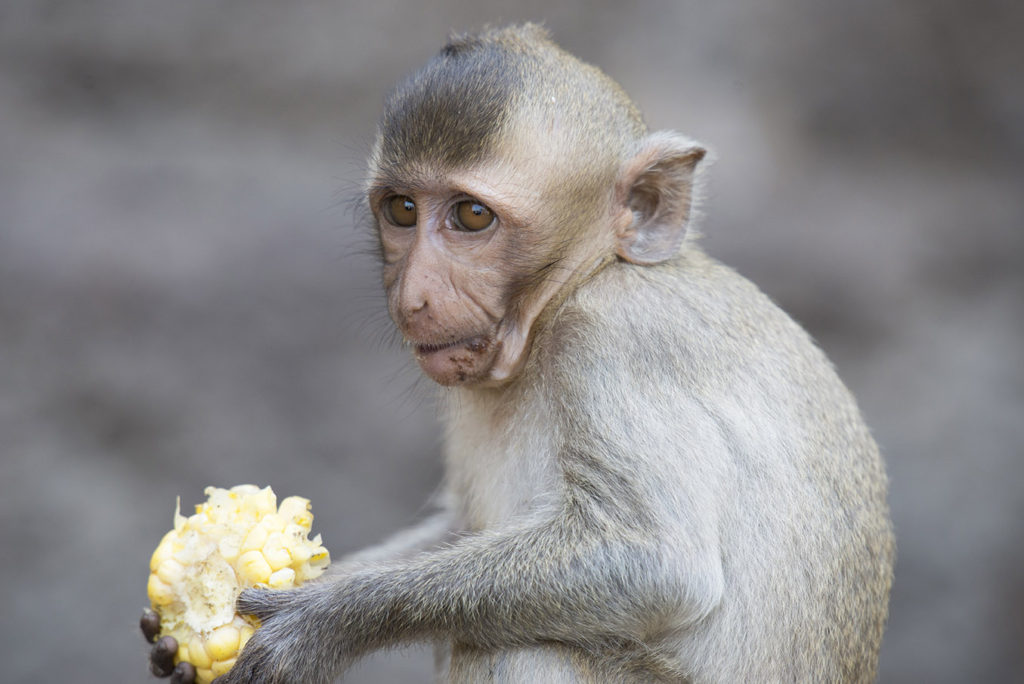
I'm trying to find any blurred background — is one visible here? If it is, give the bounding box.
[1,1,1021,682]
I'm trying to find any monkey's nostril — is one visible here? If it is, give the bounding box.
[404,299,428,317]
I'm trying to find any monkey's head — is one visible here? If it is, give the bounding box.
[368,24,705,387]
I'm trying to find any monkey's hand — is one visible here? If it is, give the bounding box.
[212,584,349,684]
[140,609,198,684]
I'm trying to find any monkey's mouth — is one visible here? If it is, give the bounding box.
[413,335,490,357]
[409,334,498,386]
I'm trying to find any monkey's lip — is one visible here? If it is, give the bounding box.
[413,335,489,357]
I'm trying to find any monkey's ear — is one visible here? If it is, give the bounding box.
[615,132,706,265]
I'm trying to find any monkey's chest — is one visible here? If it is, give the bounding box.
[443,412,561,530]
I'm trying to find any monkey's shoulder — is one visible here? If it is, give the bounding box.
[543,247,862,425]
[559,248,811,363]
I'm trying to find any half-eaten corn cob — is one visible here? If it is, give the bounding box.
[146,484,330,683]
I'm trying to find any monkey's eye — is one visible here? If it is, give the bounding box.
[453,200,495,232]
[383,195,417,227]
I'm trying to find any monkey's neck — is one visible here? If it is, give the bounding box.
[506,249,616,389]
[535,249,617,329]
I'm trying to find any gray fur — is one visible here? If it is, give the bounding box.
[215,25,894,684]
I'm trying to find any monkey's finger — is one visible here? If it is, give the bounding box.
[140,608,161,643]
[150,635,178,677]
[170,661,197,684]
[235,587,283,620]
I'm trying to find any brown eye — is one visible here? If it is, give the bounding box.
[453,200,495,232]
[384,195,417,227]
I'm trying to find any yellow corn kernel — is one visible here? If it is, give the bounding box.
[278,496,311,522]
[146,485,330,684]
[240,525,269,554]
[289,540,312,563]
[242,487,276,518]
[147,574,175,606]
[150,531,176,571]
[211,657,237,678]
[205,624,241,661]
[259,513,285,533]
[156,559,186,586]
[268,567,296,589]
[262,533,292,571]
[237,550,272,584]
[187,634,213,669]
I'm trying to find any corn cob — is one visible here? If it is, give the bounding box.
[146,485,330,683]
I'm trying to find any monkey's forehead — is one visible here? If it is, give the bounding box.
[375,31,645,168]
[376,33,542,171]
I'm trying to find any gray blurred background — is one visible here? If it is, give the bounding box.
[1,1,1021,682]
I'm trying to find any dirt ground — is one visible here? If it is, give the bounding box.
[1,1,1021,682]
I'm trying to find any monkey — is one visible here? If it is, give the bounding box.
[143,23,894,683]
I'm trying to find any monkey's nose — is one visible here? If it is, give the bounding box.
[398,288,434,330]
[400,290,429,322]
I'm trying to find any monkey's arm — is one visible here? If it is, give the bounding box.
[216,500,723,684]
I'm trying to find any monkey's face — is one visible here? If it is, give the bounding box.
[370,164,538,388]
[370,159,586,387]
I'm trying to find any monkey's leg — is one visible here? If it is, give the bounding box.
[442,642,658,684]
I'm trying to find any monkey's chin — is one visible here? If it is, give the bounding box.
[413,336,501,386]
